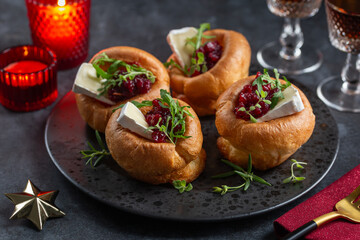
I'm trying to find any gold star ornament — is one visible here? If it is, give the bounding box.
[5,180,65,230]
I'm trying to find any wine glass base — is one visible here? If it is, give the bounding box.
[257,41,323,75]
[317,76,360,112]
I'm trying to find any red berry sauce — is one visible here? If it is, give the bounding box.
[234,72,279,121]
[145,99,182,143]
[107,63,153,102]
[190,41,222,77]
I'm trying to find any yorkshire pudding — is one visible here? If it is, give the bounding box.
[105,99,206,184]
[168,29,251,116]
[215,75,315,170]
[75,46,170,132]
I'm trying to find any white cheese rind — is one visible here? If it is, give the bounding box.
[116,102,153,140]
[257,86,304,122]
[72,63,116,105]
[167,27,198,68]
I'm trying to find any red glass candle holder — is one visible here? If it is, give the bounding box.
[25,0,91,70]
[0,45,58,112]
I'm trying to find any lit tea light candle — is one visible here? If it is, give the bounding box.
[25,0,90,70]
[5,61,48,74]
[0,45,57,112]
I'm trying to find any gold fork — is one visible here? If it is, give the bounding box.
[282,185,360,240]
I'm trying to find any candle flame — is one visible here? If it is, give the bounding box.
[57,0,66,7]
[23,47,29,57]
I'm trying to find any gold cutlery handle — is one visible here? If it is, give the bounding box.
[313,211,342,227]
[282,211,341,240]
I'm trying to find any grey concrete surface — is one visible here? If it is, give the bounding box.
[0,0,359,239]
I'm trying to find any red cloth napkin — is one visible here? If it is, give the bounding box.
[274,164,360,240]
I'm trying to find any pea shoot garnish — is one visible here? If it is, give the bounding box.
[282,159,307,184]
[172,180,193,193]
[92,53,156,96]
[212,154,271,195]
[80,130,110,168]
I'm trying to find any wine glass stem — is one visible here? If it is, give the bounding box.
[341,53,360,94]
[279,17,304,61]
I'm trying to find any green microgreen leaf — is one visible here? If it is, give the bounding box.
[263,99,272,105]
[282,177,292,184]
[172,180,193,193]
[283,159,307,184]
[249,114,257,123]
[260,90,267,99]
[212,154,271,195]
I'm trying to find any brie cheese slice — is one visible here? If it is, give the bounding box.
[116,102,153,140]
[257,86,304,122]
[72,63,115,105]
[167,27,198,68]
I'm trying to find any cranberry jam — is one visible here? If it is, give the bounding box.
[191,40,222,77]
[145,99,182,143]
[107,63,152,102]
[234,72,279,121]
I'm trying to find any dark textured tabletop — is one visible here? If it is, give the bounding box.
[1,0,359,239]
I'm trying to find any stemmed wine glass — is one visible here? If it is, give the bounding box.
[257,0,323,75]
[317,0,360,112]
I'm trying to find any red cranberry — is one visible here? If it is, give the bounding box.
[145,113,163,126]
[234,107,250,120]
[204,41,217,52]
[250,93,260,105]
[262,83,272,92]
[255,71,262,78]
[152,99,161,108]
[242,85,252,93]
[250,107,262,118]
[121,79,135,95]
[208,52,220,62]
[237,102,245,108]
[152,131,167,143]
[197,46,205,54]
[160,107,170,117]
[190,41,223,77]
[233,78,276,121]
[134,76,151,94]
[173,124,182,133]
[108,85,125,102]
[259,101,270,113]
[266,88,279,100]
[191,69,201,77]
[238,93,247,104]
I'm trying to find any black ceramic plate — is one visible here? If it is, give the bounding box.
[45,83,339,222]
